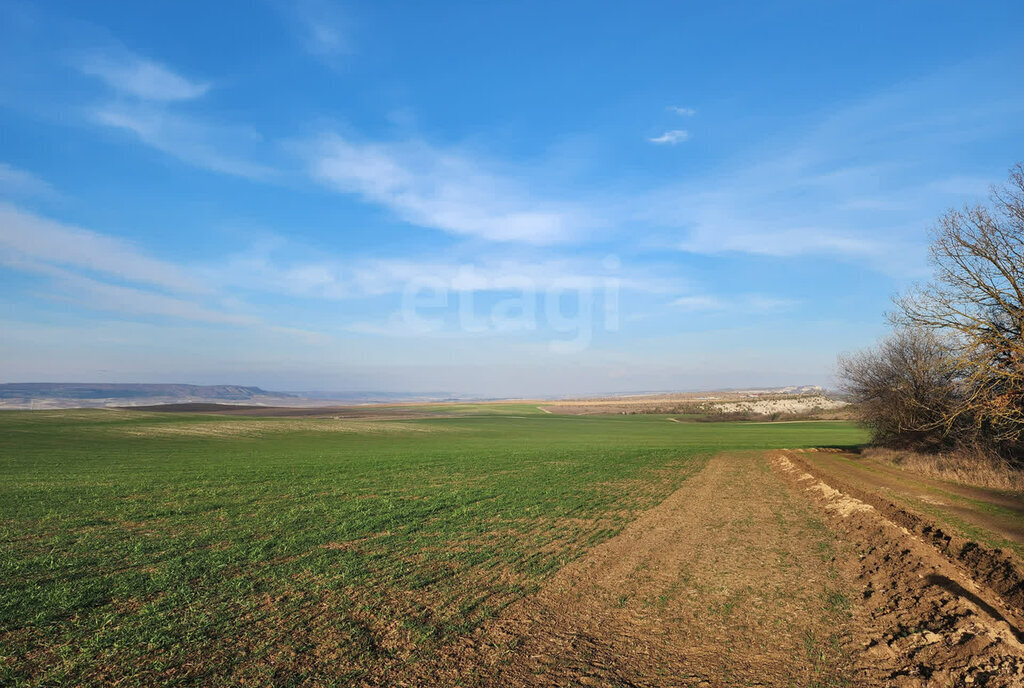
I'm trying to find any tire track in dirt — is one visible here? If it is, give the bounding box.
[398,452,856,687]
[771,450,1024,686]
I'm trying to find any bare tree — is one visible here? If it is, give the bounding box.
[893,164,1024,456]
[838,328,959,450]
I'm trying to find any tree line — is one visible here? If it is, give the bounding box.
[839,164,1024,465]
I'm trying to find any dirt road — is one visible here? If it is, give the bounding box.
[399,451,1024,687]
[790,449,1024,547]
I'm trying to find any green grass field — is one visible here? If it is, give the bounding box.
[0,406,867,686]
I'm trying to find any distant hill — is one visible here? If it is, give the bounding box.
[0,383,297,409]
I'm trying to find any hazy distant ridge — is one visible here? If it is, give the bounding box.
[0,383,294,401]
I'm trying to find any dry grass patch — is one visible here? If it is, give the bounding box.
[863,446,1024,492]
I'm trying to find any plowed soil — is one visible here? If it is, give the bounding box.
[390,451,1024,687]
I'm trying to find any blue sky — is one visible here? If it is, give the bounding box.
[1,1,1022,396]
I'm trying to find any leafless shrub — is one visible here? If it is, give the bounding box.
[838,328,960,450]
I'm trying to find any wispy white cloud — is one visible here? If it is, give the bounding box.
[650,157,922,270]
[79,53,209,101]
[675,220,880,258]
[212,249,679,300]
[287,0,352,63]
[671,293,799,313]
[649,129,690,145]
[0,202,204,294]
[668,106,696,116]
[76,46,272,178]
[0,204,307,328]
[92,103,274,178]
[307,134,591,243]
[0,163,55,197]
[670,295,722,311]
[24,261,257,325]
[744,295,801,312]
[642,62,1024,270]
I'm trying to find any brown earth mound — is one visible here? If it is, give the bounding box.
[774,451,1024,686]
